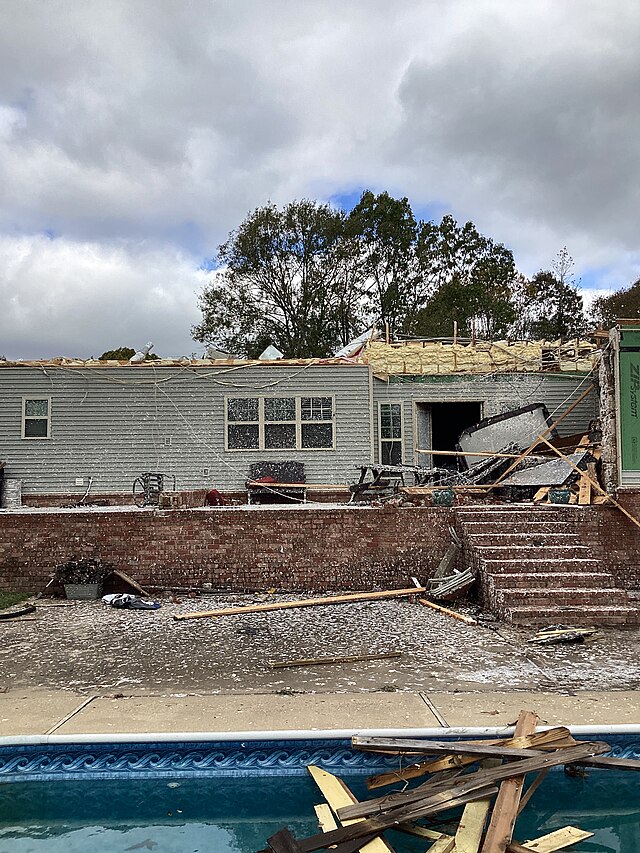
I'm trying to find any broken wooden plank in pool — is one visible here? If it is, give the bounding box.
[509,825,593,852]
[270,652,402,669]
[338,742,610,823]
[353,735,576,762]
[418,598,478,624]
[314,803,337,833]
[173,587,427,620]
[308,765,394,853]
[364,728,575,790]
[480,709,538,853]
[267,827,305,852]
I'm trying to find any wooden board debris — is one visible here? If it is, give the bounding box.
[308,766,393,853]
[270,652,401,669]
[480,709,538,853]
[518,826,593,852]
[365,728,576,789]
[174,587,426,620]
[418,598,478,625]
[453,796,492,853]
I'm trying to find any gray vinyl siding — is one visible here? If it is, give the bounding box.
[0,364,372,495]
[373,373,598,465]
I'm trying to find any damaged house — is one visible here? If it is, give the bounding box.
[0,337,601,504]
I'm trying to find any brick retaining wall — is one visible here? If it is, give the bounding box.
[1,496,639,595]
[0,505,454,593]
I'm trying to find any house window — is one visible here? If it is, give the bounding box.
[226,396,334,450]
[379,402,402,465]
[22,398,51,439]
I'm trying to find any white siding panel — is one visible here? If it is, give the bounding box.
[0,364,372,494]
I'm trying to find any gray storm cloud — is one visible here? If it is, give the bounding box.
[0,0,638,358]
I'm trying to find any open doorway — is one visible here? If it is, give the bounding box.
[415,401,483,468]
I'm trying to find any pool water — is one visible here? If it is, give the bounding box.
[0,770,638,852]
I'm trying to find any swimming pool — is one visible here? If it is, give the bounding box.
[1,727,639,851]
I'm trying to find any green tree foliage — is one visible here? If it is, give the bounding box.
[192,200,362,358]
[346,191,420,333]
[520,249,587,340]
[590,278,640,329]
[98,347,159,360]
[193,192,529,356]
[411,216,517,339]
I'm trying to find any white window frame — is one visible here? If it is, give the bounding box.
[225,395,336,451]
[22,397,52,440]
[378,401,403,465]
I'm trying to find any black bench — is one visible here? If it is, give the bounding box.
[246,462,306,504]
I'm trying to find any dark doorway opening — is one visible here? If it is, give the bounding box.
[430,402,482,468]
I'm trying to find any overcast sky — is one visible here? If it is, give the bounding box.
[1,0,639,359]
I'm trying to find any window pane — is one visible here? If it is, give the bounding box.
[380,404,401,439]
[382,440,402,465]
[25,399,48,417]
[227,398,258,422]
[264,423,296,448]
[24,418,49,438]
[264,397,295,421]
[301,396,332,421]
[302,423,333,448]
[228,423,259,449]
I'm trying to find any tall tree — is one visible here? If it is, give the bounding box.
[192,200,362,358]
[590,278,640,329]
[346,190,420,334]
[410,215,517,338]
[523,248,587,339]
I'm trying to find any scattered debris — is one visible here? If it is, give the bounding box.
[418,598,478,625]
[261,708,640,853]
[0,603,36,621]
[270,652,402,669]
[102,594,161,611]
[529,626,598,646]
[173,586,427,621]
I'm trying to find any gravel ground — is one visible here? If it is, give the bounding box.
[2,593,640,696]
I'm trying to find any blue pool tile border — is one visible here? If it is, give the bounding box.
[0,731,638,783]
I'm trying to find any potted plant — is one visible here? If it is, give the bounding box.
[55,557,112,600]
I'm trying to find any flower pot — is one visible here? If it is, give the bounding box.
[64,583,103,601]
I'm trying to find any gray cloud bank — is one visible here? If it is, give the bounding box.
[0,0,638,358]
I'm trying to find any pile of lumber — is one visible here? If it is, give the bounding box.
[262,709,640,853]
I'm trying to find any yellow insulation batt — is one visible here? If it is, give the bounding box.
[362,339,598,375]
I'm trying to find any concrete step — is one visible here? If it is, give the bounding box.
[471,545,592,561]
[496,588,630,610]
[486,572,616,591]
[505,605,640,627]
[478,557,601,574]
[466,532,583,547]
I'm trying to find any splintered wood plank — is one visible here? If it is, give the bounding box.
[430,836,456,853]
[578,476,591,505]
[480,710,538,853]
[519,826,593,852]
[315,803,338,832]
[453,797,492,853]
[366,728,574,789]
[516,769,549,816]
[268,827,304,852]
[174,587,426,620]
[308,766,393,853]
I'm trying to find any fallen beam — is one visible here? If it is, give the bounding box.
[270,652,402,669]
[174,587,426,620]
[481,710,537,852]
[418,598,477,625]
